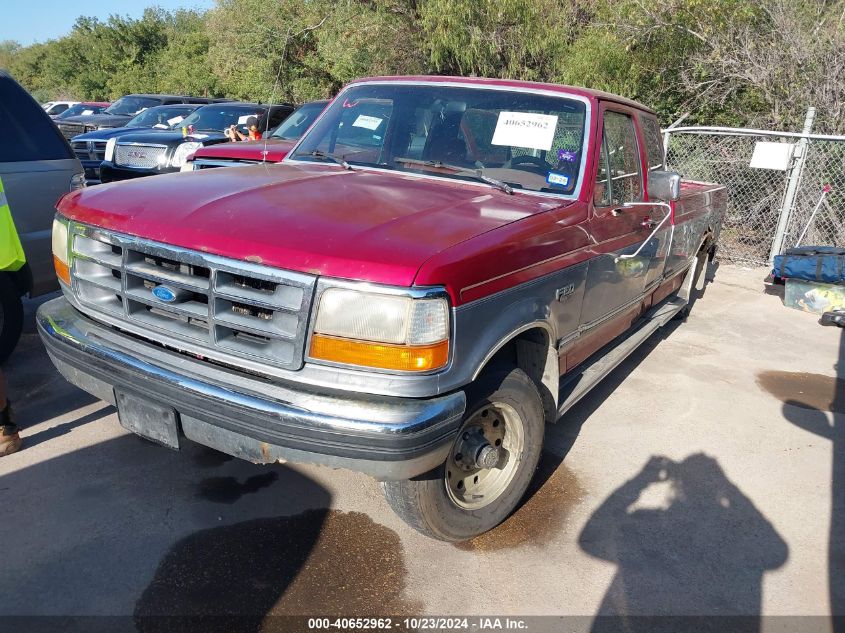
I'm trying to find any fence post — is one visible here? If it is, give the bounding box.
[769,107,815,263]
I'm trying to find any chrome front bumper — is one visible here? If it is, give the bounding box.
[37,297,465,480]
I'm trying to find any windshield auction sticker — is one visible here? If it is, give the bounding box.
[352,115,383,130]
[491,112,558,151]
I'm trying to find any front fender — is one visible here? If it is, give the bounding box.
[439,262,588,396]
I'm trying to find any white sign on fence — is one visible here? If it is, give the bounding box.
[749,141,795,170]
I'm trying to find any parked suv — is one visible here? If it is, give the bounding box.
[71,104,201,184]
[99,102,294,182]
[1,71,84,360]
[56,94,216,141]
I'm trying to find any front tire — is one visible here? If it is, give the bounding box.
[382,367,545,541]
[0,274,23,364]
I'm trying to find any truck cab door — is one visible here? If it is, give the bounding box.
[567,106,666,367]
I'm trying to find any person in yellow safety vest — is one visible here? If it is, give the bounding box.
[0,176,24,456]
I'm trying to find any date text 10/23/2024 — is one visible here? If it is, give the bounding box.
[307,617,529,631]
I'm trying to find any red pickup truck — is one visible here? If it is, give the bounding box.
[39,76,726,541]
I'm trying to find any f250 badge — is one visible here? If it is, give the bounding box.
[152,285,177,302]
[556,284,575,301]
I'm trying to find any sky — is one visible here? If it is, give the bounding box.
[0,0,216,46]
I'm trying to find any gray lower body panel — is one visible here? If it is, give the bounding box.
[37,297,466,480]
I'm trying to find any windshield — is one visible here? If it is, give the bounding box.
[290,84,588,196]
[179,105,265,133]
[56,103,106,119]
[105,96,160,116]
[127,105,196,129]
[271,102,325,140]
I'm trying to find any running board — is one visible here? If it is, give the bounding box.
[556,257,698,417]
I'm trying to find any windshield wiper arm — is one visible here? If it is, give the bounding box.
[394,157,513,195]
[308,150,352,170]
[473,171,513,195]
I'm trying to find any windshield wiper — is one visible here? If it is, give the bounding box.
[394,157,513,195]
[473,171,514,195]
[307,150,352,170]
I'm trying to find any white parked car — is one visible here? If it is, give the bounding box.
[42,101,79,118]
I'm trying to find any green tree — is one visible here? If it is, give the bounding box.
[417,0,592,81]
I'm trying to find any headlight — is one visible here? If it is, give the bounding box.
[170,142,202,168]
[52,217,70,285]
[104,137,116,162]
[70,173,85,191]
[309,287,450,372]
[180,157,197,172]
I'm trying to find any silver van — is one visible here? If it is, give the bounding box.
[0,70,84,361]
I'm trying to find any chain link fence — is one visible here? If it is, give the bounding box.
[664,121,845,267]
[785,142,845,251]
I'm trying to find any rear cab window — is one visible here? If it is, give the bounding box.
[0,72,73,162]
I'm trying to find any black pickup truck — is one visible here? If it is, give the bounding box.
[99,102,294,182]
[55,94,220,141]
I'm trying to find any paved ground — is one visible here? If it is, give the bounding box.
[0,265,842,630]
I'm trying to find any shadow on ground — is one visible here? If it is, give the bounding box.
[5,293,102,430]
[758,327,845,632]
[0,432,418,631]
[579,453,787,633]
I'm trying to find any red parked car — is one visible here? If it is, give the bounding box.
[182,100,328,170]
[40,76,726,541]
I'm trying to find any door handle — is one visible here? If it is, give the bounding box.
[611,207,629,217]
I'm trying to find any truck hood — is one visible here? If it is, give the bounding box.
[192,138,296,162]
[73,126,148,141]
[116,130,228,147]
[60,113,132,127]
[58,164,565,286]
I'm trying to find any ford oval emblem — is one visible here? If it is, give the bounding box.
[152,285,177,302]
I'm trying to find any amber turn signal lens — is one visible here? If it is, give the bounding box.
[54,255,70,286]
[310,334,449,372]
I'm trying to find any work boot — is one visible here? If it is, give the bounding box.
[0,402,20,456]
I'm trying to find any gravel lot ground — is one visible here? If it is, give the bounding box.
[0,264,842,632]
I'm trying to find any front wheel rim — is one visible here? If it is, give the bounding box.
[445,402,525,510]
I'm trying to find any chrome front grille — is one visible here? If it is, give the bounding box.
[114,144,168,169]
[59,123,85,140]
[71,141,87,161]
[71,140,107,162]
[69,224,316,371]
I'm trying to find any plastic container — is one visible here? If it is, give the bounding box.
[784,278,845,315]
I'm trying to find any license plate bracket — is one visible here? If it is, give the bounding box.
[115,389,180,450]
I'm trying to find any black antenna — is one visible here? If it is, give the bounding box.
[263,25,293,165]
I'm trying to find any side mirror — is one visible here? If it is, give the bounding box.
[647,170,682,202]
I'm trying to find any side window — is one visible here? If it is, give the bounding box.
[594,111,642,206]
[268,107,292,128]
[0,74,72,162]
[640,115,664,171]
